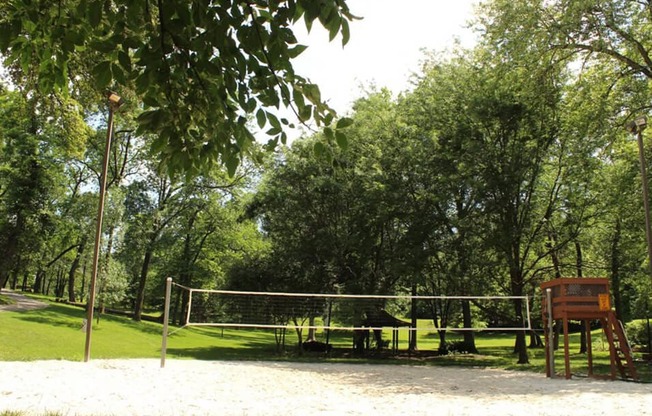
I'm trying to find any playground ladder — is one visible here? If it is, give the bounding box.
[600,311,638,381]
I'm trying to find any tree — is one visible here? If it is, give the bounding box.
[0,89,68,290]
[478,0,652,115]
[248,90,446,351]
[0,0,357,176]
[482,0,652,334]
[401,54,497,354]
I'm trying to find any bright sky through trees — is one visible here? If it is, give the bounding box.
[293,0,478,116]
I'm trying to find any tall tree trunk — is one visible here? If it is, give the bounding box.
[576,240,587,353]
[610,219,623,320]
[511,272,529,364]
[461,300,479,353]
[67,238,86,302]
[305,316,317,342]
[0,272,8,290]
[133,247,153,321]
[55,267,66,298]
[409,282,418,352]
[177,280,192,326]
[437,330,448,354]
[172,288,182,325]
[575,240,583,278]
[33,269,45,293]
[548,231,562,278]
[80,261,87,300]
[175,214,196,325]
[10,269,19,290]
[45,273,52,295]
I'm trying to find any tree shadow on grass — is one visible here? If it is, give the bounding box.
[14,303,163,335]
[166,343,282,361]
[13,303,87,330]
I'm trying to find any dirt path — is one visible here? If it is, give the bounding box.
[0,289,48,312]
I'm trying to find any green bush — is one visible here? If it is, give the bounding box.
[625,319,651,349]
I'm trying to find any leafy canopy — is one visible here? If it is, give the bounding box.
[0,0,356,176]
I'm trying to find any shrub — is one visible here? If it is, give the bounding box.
[625,319,651,350]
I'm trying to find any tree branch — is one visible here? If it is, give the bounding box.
[554,42,652,78]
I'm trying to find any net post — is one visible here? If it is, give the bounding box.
[185,289,194,325]
[524,295,532,330]
[546,288,555,378]
[161,277,173,369]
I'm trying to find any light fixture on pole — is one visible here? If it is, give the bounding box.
[626,115,652,354]
[84,91,124,362]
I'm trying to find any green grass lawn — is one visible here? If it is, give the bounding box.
[1,294,650,382]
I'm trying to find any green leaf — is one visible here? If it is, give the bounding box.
[303,83,321,104]
[256,108,266,129]
[89,39,115,54]
[88,1,103,27]
[0,24,12,52]
[313,141,325,157]
[118,50,131,72]
[151,135,168,154]
[225,155,240,177]
[19,44,32,74]
[288,44,308,58]
[267,112,281,129]
[135,72,150,94]
[323,127,334,141]
[111,63,126,84]
[137,109,162,130]
[336,117,354,129]
[92,60,112,88]
[335,131,348,151]
[293,87,306,109]
[323,112,335,126]
[327,16,341,42]
[298,104,312,122]
[341,19,350,47]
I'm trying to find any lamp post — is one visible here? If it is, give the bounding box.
[626,116,652,279]
[627,116,652,355]
[84,91,123,362]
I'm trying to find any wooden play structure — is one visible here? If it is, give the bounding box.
[541,278,638,380]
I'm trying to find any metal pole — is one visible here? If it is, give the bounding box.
[636,126,652,352]
[84,102,116,362]
[185,289,193,325]
[646,297,651,355]
[635,127,652,283]
[161,277,173,368]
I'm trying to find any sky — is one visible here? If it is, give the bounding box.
[291,0,479,118]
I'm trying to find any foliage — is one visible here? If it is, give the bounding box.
[96,258,130,308]
[4,0,652,372]
[626,319,652,350]
[0,89,68,291]
[0,0,357,176]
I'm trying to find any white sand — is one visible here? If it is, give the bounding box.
[0,359,650,416]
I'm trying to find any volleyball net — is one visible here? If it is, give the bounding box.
[159,278,532,367]
[165,280,532,332]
